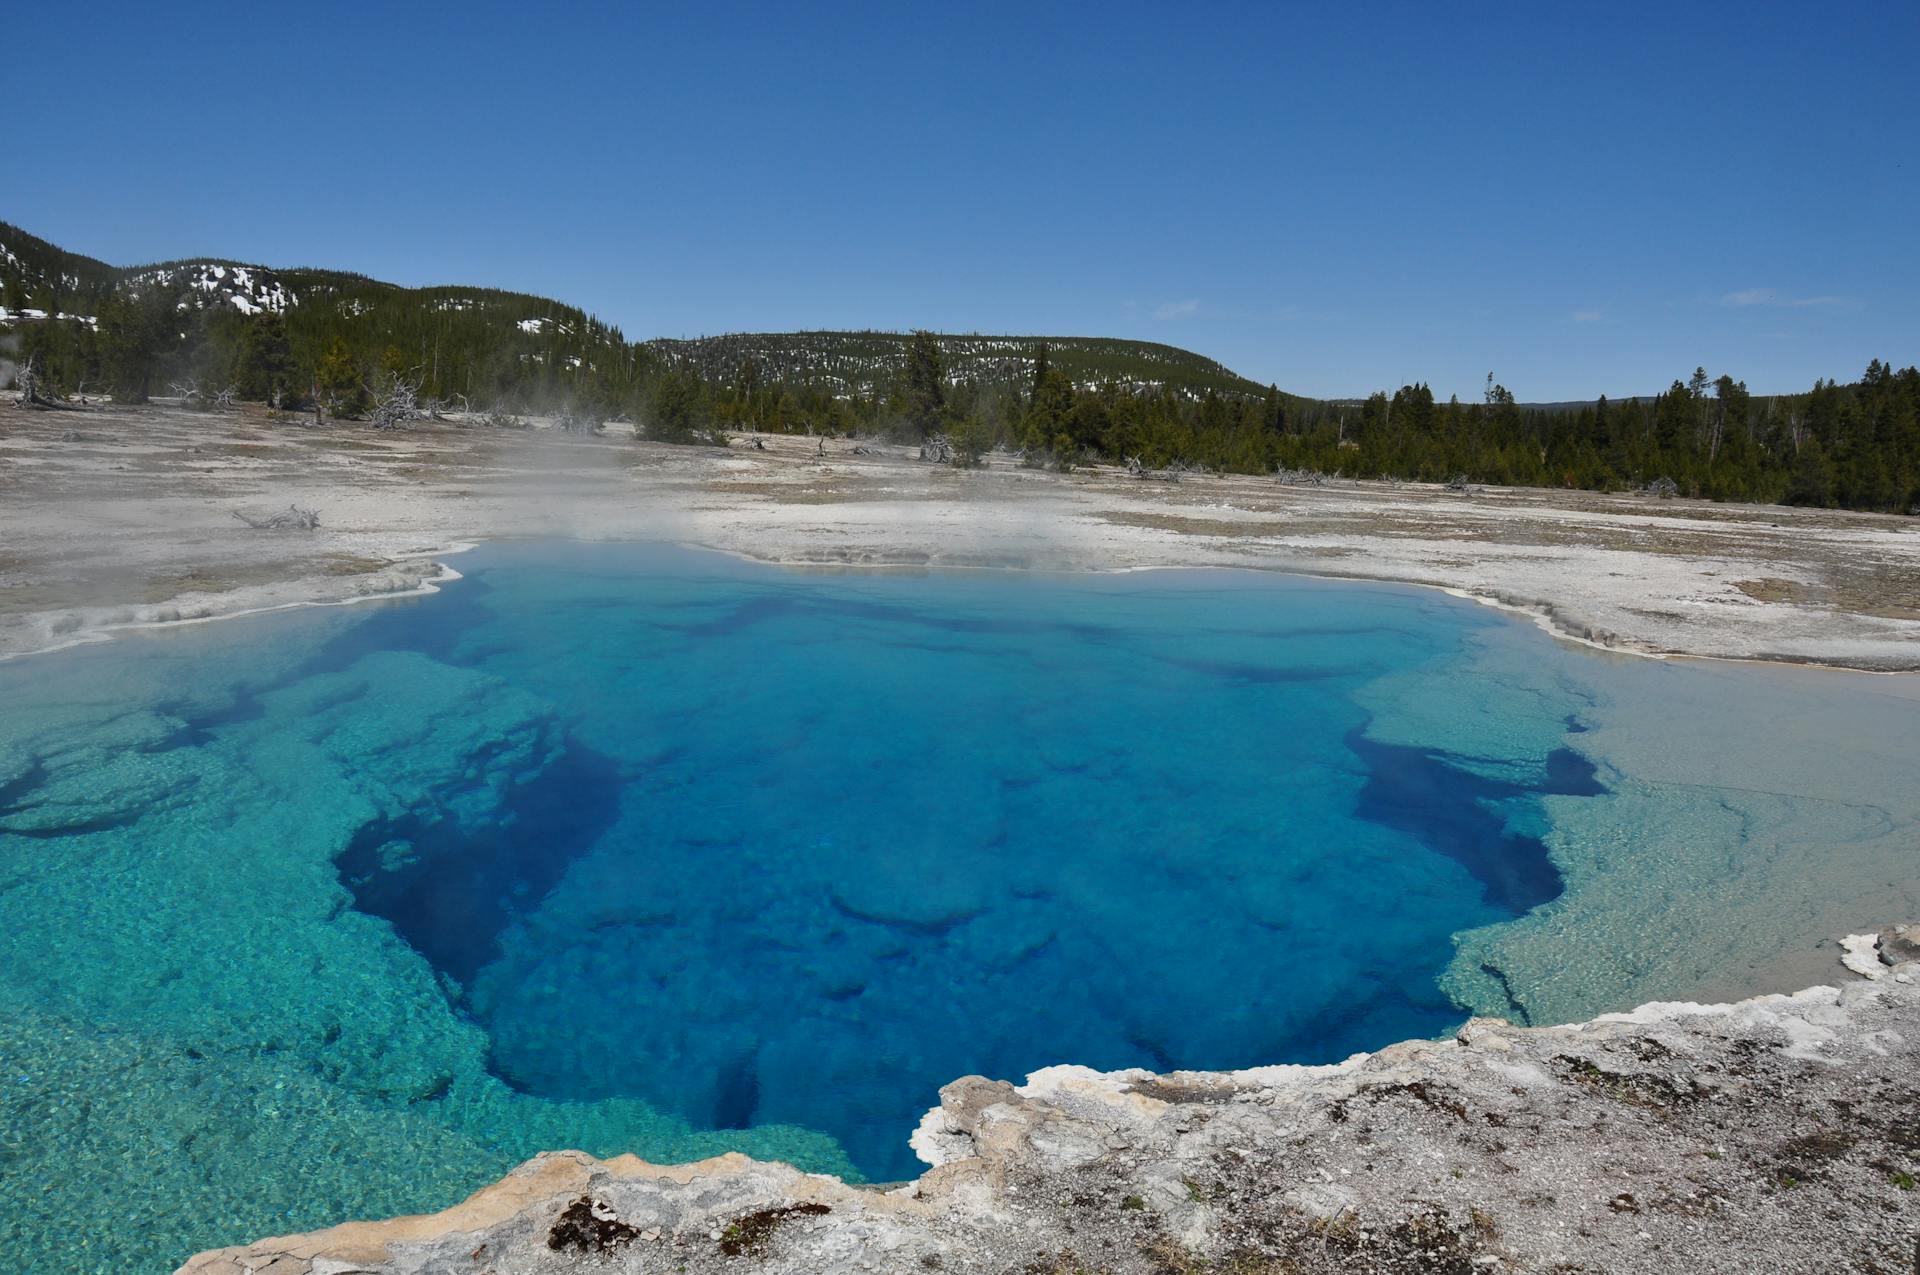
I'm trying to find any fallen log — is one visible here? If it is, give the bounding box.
[231,505,322,531]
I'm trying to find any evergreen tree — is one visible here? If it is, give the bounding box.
[316,335,366,416]
[96,292,169,403]
[902,330,947,439]
[1027,341,1052,407]
[1022,366,1077,454]
[237,313,294,403]
[647,369,718,443]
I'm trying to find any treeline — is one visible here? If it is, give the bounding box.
[788,335,1920,513]
[1296,366,1920,511]
[8,277,1917,512]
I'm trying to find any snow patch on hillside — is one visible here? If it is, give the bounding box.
[127,262,296,316]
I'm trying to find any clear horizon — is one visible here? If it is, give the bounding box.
[12,1,1917,401]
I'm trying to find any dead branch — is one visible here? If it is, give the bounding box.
[232,505,322,531]
[168,379,235,411]
[1127,455,1185,483]
[368,375,419,430]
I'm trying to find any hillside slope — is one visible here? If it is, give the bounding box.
[0,220,1278,402]
[650,330,1278,400]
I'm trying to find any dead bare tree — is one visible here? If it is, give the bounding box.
[1127,455,1184,483]
[168,378,236,412]
[919,435,954,463]
[368,375,419,431]
[1446,474,1475,494]
[1644,476,1680,499]
[232,504,322,530]
[16,354,53,408]
[557,404,599,435]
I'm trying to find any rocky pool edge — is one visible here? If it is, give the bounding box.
[178,925,1920,1274]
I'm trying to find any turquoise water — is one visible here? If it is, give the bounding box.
[4,543,1905,1273]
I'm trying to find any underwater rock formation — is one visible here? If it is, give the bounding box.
[179,927,1920,1274]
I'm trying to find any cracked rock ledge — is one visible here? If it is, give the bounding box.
[179,926,1920,1275]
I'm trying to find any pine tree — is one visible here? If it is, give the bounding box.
[237,313,294,403]
[1263,384,1288,436]
[902,330,947,439]
[1022,366,1077,454]
[96,291,169,403]
[316,336,366,416]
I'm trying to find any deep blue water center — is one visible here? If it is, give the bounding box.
[313,545,1590,1179]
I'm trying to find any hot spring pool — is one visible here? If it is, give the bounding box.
[3,543,1915,1273]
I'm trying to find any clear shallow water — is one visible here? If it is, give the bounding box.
[1,543,1912,1273]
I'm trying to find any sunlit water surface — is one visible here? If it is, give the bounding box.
[2,543,1914,1273]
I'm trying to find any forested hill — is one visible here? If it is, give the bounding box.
[3,219,1916,514]
[0,222,1276,407]
[0,220,631,405]
[649,331,1275,401]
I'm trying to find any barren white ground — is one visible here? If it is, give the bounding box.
[3,401,1918,669]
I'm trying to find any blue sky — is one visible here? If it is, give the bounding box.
[10,2,1916,399]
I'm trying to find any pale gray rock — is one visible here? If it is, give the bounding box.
[1880,923,1920,966]
[179,934,1920,1275]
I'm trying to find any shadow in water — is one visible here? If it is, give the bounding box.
[334,734,625,986]
[1347,727,1603,914]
